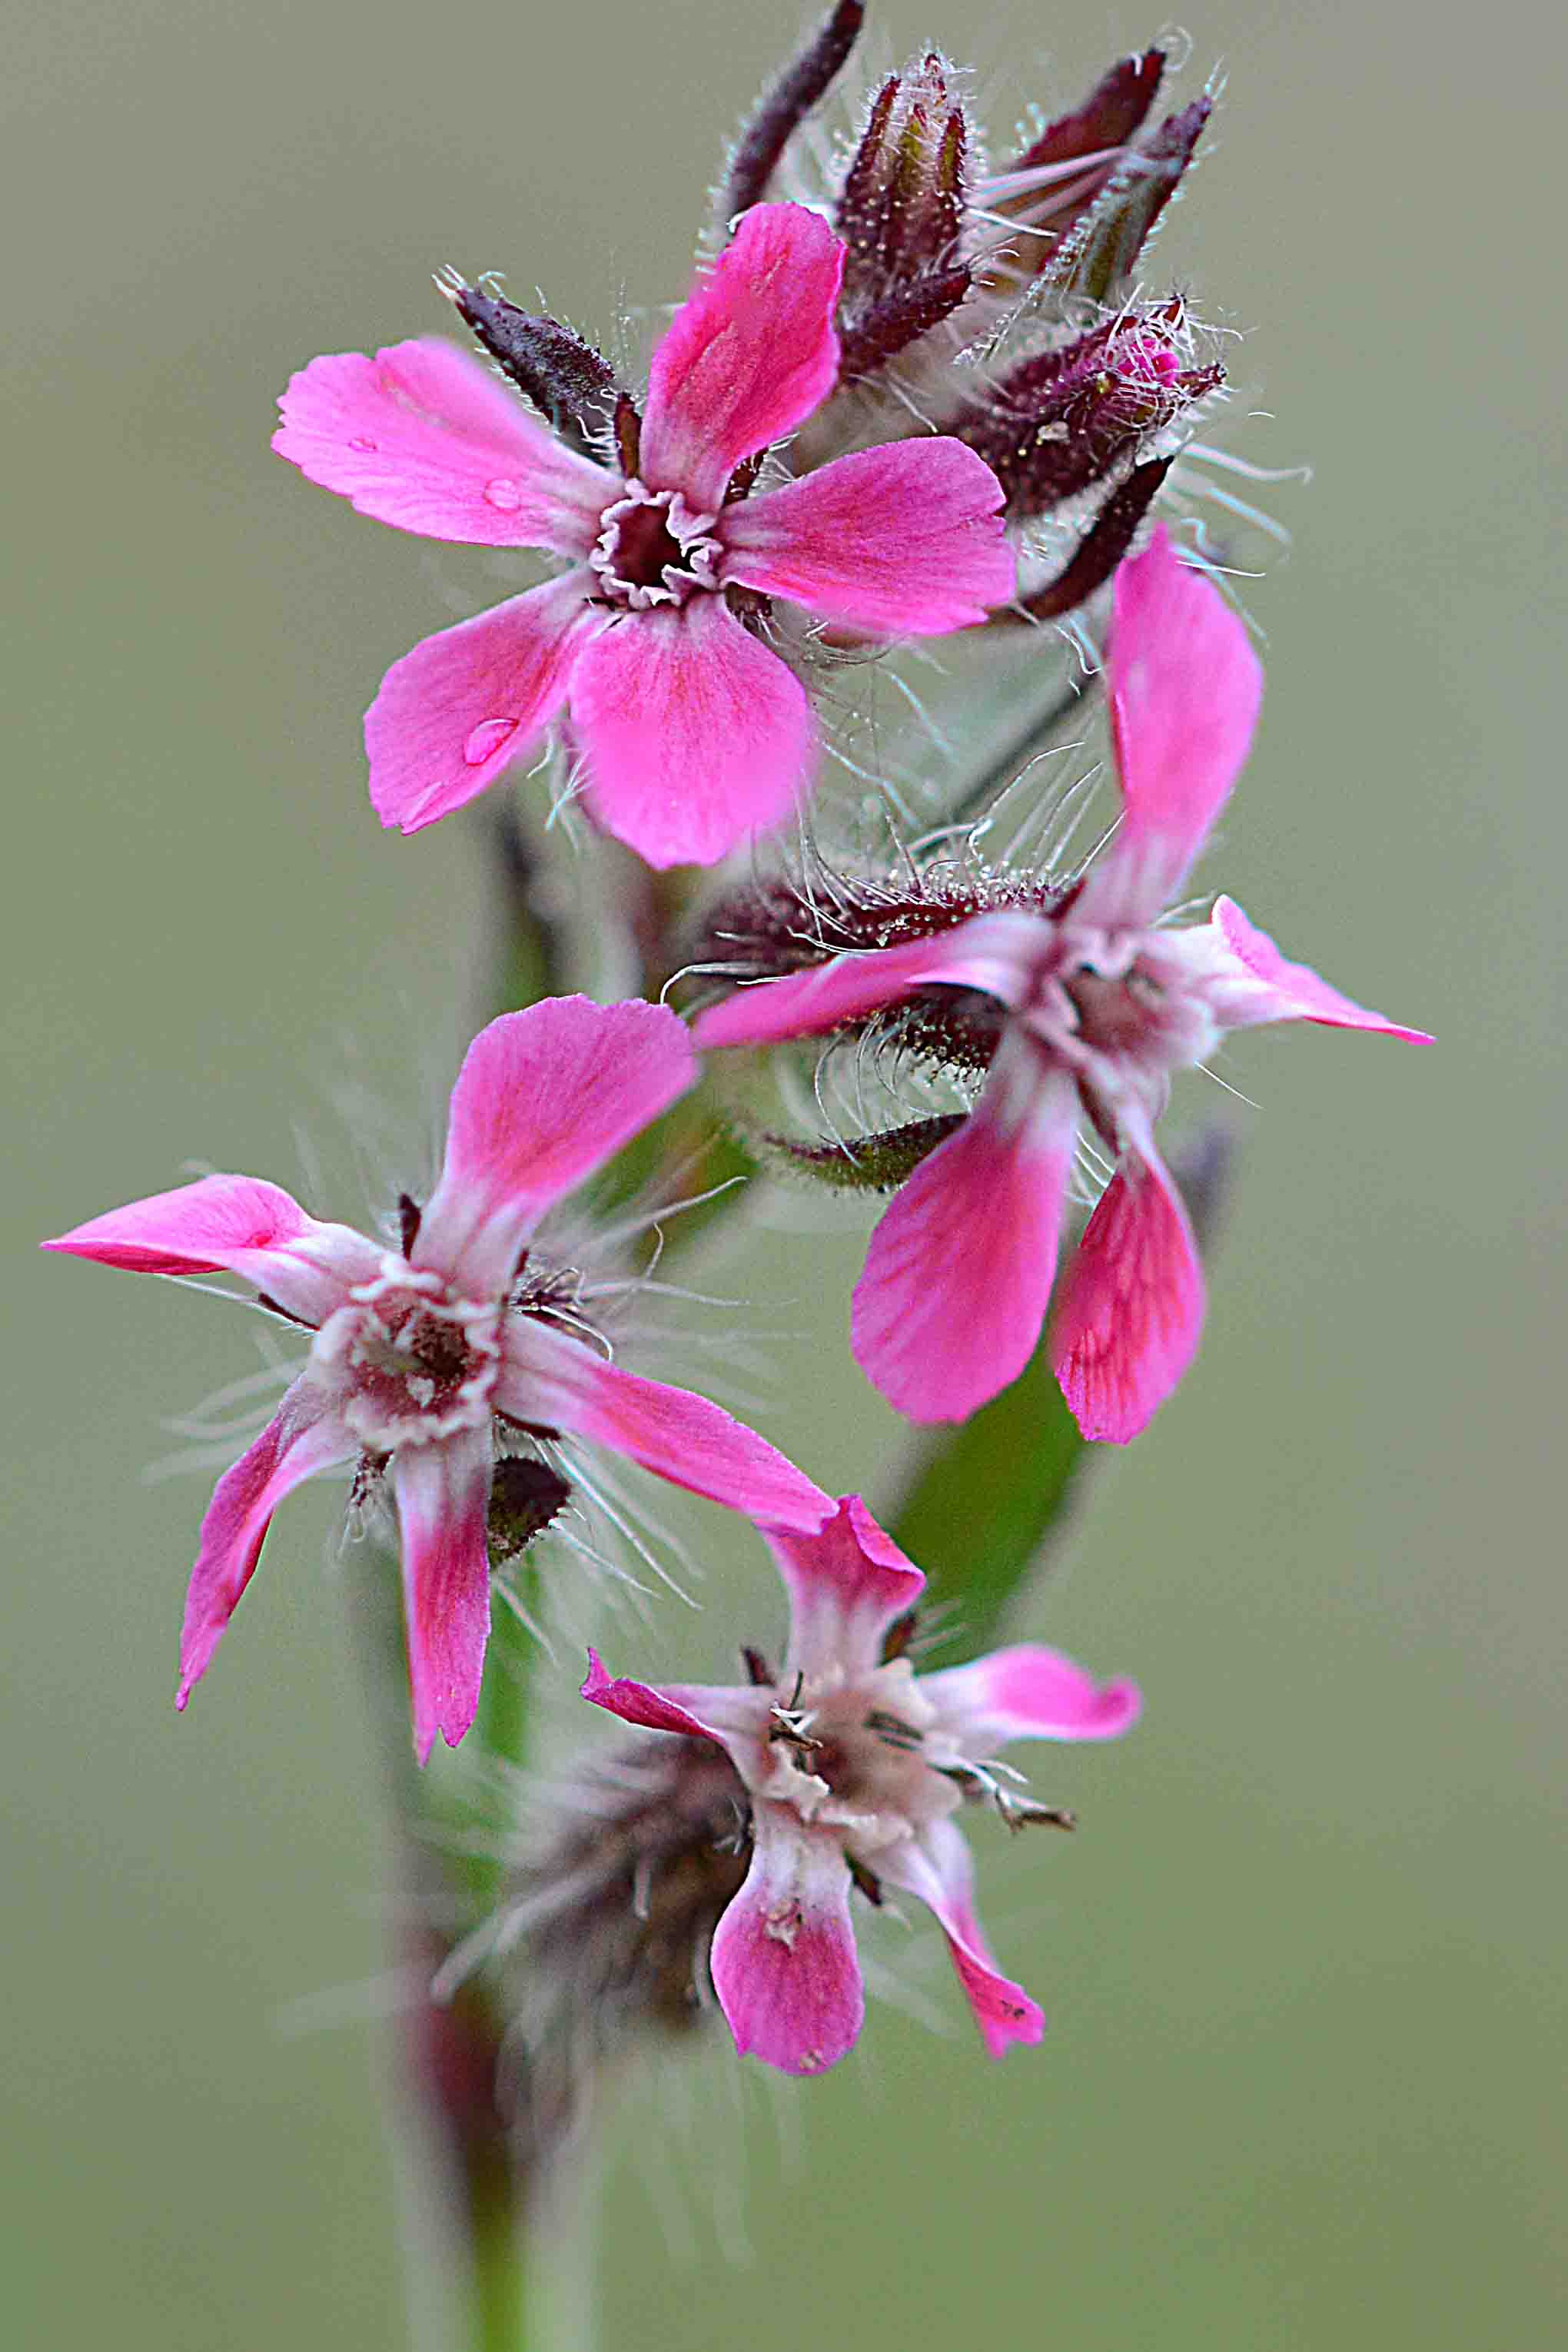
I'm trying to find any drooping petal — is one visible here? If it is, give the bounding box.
[392,1428,495,1764]
[568,598,814,869]
[414,998,699,1297]
[852,1049,1081,1423]
[762,1497,925,1683]
[880,1820,1044,2058]
[580,1650,770,1749]
[178,1382,355,1709]
[922,1643,1142,1749]
[1076,525,1263,928]
[364,572,600,835]
[720,440,1013,634]
[709,1809,864,2075]
[692,909,1045,1050]
[1170,897,1433,1041]
[499,1321,832,1532]
[43,1172,380,1327]
[640,204,845,510]
[273,340,616,553]
[1050,1134,1204,1443]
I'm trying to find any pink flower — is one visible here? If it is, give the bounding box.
[694,528,1432,1440]
[43,998,831,1759]
[274,204,1014,869]
[582,1495,1140,2075]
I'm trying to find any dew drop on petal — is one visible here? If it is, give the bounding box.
[483,477,524,512]
[463,718,520,766]
[348,437,377,453]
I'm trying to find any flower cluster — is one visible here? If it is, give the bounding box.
[45,8,1429,2087]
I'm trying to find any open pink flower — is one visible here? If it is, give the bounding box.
[695,528,1432,1440]
[44,998,831,1759]
[583,1496,1140,2075]
[274,204,1014,869]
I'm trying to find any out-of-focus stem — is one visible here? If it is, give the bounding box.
[346,1540,595,2352]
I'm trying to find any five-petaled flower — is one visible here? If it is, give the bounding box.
[274,203,1014,870]
[694,528,1431,1440]
[44,998,831,1759]
[583,1495,1140,2075]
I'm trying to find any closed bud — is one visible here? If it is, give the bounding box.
[435,271,623,453]
[1040,96,1212,307]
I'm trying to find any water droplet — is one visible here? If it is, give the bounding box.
[348,436,377,453]
[463,718,519,766]
[483,476,524,512]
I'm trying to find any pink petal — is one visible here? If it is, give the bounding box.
[178,1383,355,1709]
[392,1429,494,1764]
[721,440,1014,634]
[580,1650,729,1745]
[709,1811,864,2075]
[640,205,845,510]
[273,340,616,553]
[1050,1138,1204,1444]
[500,1322,832,1532]
[569,598,815,869]
[1078,525,1264,927]
[414,998,698,1297]
[852,1051,1080,1423]
[43,1171,380,1327]
[365,572,600,835]
[762,1497,925,1682]
[692,909,1045,1050]
[1202,896,1433,1041]
[921,1643,1142,1748]
[881,1822,1044,2058]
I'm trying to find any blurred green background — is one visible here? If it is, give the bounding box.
[5,0,1563,2344]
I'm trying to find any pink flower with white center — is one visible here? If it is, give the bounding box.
[582,1495,1140,2075]
[694,528,1432,1440]
[273,204,1014,870]
[43,998,832,1760]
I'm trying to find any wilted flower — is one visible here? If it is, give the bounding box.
[693,531,1430,1440]
[44,998,830,1757]
[274,204,1012,869]
[583,1496,1139,2075]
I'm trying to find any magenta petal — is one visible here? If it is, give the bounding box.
[762,1498,925,1681]
[922,1643,1143,1748]
[882,1822,1044,2058]
[709,1812,864,2075]
[852,1057,1080,1424]
[414,998,698,1296]
[392,1430,494,1764]
[1051,1141,1204,1444]
[693,910,1044,1050]
[570,599,815,869]
[504,1323,832,1531]
[178,1384,354,1709]
[640,204,845,510]
[580,1651,727,1744]
[1206,896,1433,1041]
[274,340,616,553]
[1079,525,1264,927]
[43,1171,380,1327]
[722,440,1014,634]
[365,572,598,835]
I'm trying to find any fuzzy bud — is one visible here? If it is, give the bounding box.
[833,54,974,378]
[437,271,623,454]
[1040,97,1212,307]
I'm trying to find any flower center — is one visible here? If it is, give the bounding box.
[590,480,722,611]
[761,1662,955,1849]
[312,1259,501,1450]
